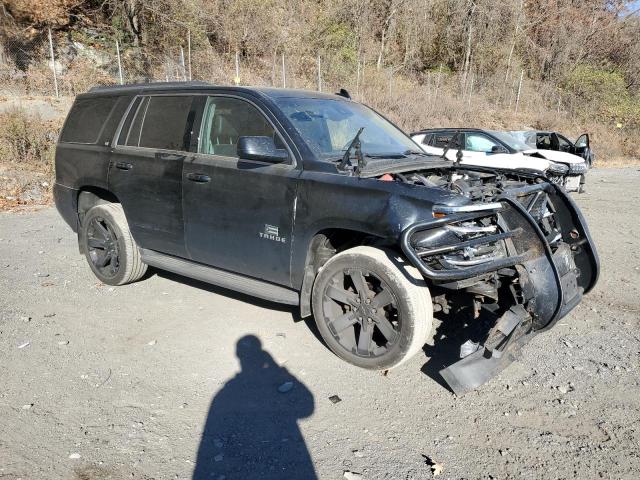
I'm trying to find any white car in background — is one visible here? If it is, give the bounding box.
[410,128,588,192]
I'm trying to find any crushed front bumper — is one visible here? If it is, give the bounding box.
[401,181,599,394]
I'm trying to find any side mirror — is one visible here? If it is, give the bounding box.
[237,136,289,163]
[490,145,508,154]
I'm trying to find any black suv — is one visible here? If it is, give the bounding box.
[54,82,599,393]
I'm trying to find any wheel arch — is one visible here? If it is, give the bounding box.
[76,186,121,254]
[297,227,398,318]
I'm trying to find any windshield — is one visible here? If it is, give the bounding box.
[487,130,532,152]
[275,97,421,160]
[508,131,538,149]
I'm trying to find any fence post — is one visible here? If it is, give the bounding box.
[317,54,322,92]
[235,50,240,85]
[115,39,124,85]
[515,69,524,113]
[356,59,360,99]
[180,46,186,81]
[187,29,192,81]
[47,27,59,98]
[281,53,286,88]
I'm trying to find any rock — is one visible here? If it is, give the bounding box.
[34,272,49,278]
[343,471,363,479]
[278,381,294,393]
[44,313,56,318]
[352,450,365,458]
[22,403,33,409]
[68,453,81,459]
[20,316,31,323]
[563,339,573,348]
[214,454,223,462]
[147,340,157,346]
[58,340,69,346]
[329,395,342,404]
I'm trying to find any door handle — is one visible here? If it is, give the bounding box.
[186,172,211,183]
[115,161,133,171]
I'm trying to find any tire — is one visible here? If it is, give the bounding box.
[80,203,147,286]
[311,246,433,370]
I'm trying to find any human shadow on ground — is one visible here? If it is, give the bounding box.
[192,335,317,480]
[421,300,500,392]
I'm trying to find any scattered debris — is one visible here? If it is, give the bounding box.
[147,340,157,346]
[276,332,286,338]
[460,339,480,358]
[57,340,69,346]
[68,453,81,460]
[329,395,342,404]
[34,272,49,278]
[352,449,365,458]
[20,316,31,323]
[214,454,223,462]
[563,339,574,348]
[422,455,444,477]
[343,471,363,479]
[17,342,30,349]
[278,381,294,393]
[22,403,33,410]
[44,313,56,318]
[95,368,112,388]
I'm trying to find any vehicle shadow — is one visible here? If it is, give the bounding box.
[421,302,499,392]
[193,335,317,480]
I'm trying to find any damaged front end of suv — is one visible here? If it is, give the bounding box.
[363,162,599,394]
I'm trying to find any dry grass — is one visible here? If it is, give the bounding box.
[0,106,62,206]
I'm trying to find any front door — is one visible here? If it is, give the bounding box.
[182,95,299,286]
[108,94,197,258]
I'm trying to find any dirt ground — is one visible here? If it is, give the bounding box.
[1,167,639,480]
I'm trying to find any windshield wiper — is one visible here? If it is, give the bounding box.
[403,149,429,156]
[338,127,366,174]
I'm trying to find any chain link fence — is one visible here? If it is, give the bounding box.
[0,29,356,98]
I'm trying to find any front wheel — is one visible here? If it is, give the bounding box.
[311,246,433,370]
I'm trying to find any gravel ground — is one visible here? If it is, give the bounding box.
[1,167,639,480]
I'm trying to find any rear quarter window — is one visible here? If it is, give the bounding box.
[60,97,118,144]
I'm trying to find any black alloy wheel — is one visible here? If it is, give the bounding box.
[321,268,401,358]
[86,215,121,279]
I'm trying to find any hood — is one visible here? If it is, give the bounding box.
[445,151,551,173]
[522,149,585,165]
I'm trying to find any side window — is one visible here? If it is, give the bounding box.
[464,133,500,153]
[138,96,194,151]
[60,96,118,144]
[199,97,276,157]
[557,135,572,151]
[431,132,461,149]
[536,133,552,149]
[421,133,433,145]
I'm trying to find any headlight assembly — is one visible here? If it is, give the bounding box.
[546,161,569,175]
[569,162,588,174]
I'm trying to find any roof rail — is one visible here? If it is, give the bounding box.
[88,80,211,93]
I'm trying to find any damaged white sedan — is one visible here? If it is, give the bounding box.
[411,128,588,193]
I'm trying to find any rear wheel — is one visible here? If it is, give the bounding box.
[81,203,147,286]
[312,246,432,370]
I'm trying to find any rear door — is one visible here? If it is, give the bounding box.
[108,94,198,258]
[182,95,299,286]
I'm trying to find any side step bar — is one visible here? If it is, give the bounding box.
[140,249,300,306]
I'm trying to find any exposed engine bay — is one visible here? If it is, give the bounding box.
[366,163,599,394]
